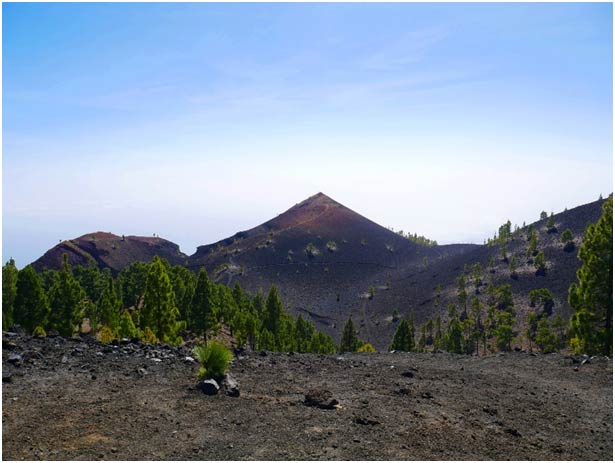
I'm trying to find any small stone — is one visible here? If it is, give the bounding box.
[401,371,414,378]
[8,353,22,365]
[354,416,380,426]
[184,356,195,364]
[199,379,220,395]
[222,373,240,397]
[421,391,434,399]
[304,389,338,409]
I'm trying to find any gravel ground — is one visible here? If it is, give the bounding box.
[2,333,612,460]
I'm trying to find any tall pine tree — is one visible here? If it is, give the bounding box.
[141,256,182,344]
[14,265,50,333]
[48,255,86,337]
[569,196,613,355]
[2,259,19,329]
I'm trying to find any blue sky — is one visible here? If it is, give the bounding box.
[3,2,613,267]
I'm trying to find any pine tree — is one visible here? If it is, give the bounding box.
[446,309,464,354]
[141,256,183,345]
[535,316,558,353]
[494,312,514,351]
[2,259,19,329]
[48,255,86,337]
[118,309,138,338]
[525,312,538,352]
[190,268,215,336]
[540,211,548,220]
[407,310,416,350]
[561,228,575,252]
[264,285,284,337]
[14,265,50,333]
[546,212,557,233]
[534,251,546,276]
[97,276,121,334]
[389,319,412,352]
[456,275,468,311]
[340,317,361,352]
[527,229,538,258]
[568,196,613,355]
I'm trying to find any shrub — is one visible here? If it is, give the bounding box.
[326,241,338,252]
[33,325,47,337]
[139,327,158,344]
[357,343,376,352]
[304,243,320,258]
[99,325,116,344]
[193,341,233,380]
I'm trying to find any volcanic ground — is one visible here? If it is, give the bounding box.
[2,332,612,460]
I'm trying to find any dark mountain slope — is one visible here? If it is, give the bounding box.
[31,232,187,275]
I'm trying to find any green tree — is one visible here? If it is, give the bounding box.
[340,317,361,352]
[446,311,464,354]
[141,256,183,345]
[494,312,514,351]
[534,251,546,275]
[2,259,19,329]
[540,211,548,220]
[456,275,468,312]
[264,285,284,337]
[97,276,121,333]
[190,268,216,336]
[561,228,575,252]
[525,312,539,352]
[568,197,613,355]
[389,318,412,352]
[48,255,86,337]
[535,316,558,353]
[546,212,557,232]
[14,265,50,333]
[527,229,538,258]
[529,288,555,316]
[118,261,149,309]
[118,309,138,338]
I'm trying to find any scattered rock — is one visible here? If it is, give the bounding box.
[304,389,339,409]
[505,427,521,437]
[199,379,220,395]
[222,373,240,397]
[8,353,23,366]
[354,416,380,426]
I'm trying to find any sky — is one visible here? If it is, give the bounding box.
[2,2,613,267]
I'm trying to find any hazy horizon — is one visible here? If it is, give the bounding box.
[3,2,613,267]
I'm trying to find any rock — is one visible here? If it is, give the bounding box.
[8,353,22,365]
[259,350,268,357]
[421,391,434,399]
[2,331,19,338]
[354,416,380,426]
[136,368,147,377]
[505,427,521,437]
[304,389,339,409]
[222,373,240,397]
[401,371,415,378]
[3,370,12,383]
[61,355,69,364]
[120,338,131,345]
[3,341,18,350]
[482,406,498,416]
[183,356,195,364]
[394,387,411,395]
[199,379,220,395]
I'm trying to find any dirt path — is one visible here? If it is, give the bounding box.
[2,333,612,460]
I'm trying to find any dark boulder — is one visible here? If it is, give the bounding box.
[199,379,220,395]
[7,353,22,366]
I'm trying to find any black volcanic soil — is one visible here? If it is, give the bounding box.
[3,333,612,460]
[31,232,187,276]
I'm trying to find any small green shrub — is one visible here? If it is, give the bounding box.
[99,325,116,344]
[193,341,234,380]
[33,326,47,337]
[139,327,158,344]
[358,343,376,352]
